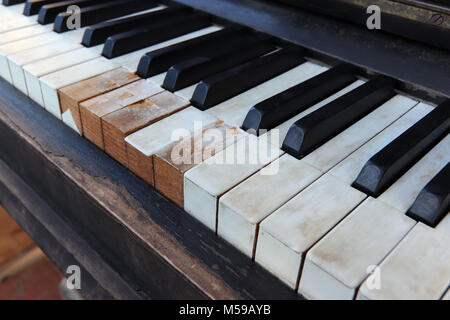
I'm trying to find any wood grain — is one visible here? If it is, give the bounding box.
[0,205,34,267]
[154,121,245,207]
[58,67,139,135]
[126,143,155,186]
[102,91,189,166]
[79,79,163,149]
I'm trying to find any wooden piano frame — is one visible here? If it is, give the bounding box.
[0,0,448,299]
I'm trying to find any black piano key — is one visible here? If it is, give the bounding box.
[82,6,189,47]
[163,38,275,91]
[352,100,450,197]
[38,0,111,25]
[24,0,63,16]
[136,27,249,78]
[53,0,158,33]
[282,75,396,159]
[3,0,26,5]
[406,163,450,228]
[241,64,357,134]
[102,13,211,59]
[191,47,305,110]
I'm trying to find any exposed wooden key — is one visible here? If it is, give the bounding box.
[102,91,189,166]
[58,67,140,135]
[154,121,247,207]
[40,57,119,118]
[125,106,218,186]
[80,79,163,149]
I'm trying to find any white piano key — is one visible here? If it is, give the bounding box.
[436,214,450,235]
[302,95,418,173]
[255,174,366,288]
[0,32,62,82]
[125,106,219,160]
[217,94,416,259]
[330,103,434,185]
[357,223,450,300]
[184,134,283,231]
[264,80,365,148]
[298,198,415,300]
[113,26,221,73]
[0,15,36,34]
[206,62,328,127]
[218,154,322,257]
[378,134,450,213]
[39,58,119,118]
[443,289,450,300]
[9,40,82,93]
[0,24,53,45]
[1,3,25,15]
[24,47,99,105]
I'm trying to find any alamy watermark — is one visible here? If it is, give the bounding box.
[367,5,381,30]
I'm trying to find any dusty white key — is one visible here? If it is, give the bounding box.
[443,289,450,300]
[9,41,82,93]
[24,47,99,105]
[436,214,450,235]
[125,106,219,160]
[205,62,328,127]
[0,32,63,82]
[0,24,53,45]
[113,26,221,73]
[0,15,36,33]
[299,198,416,300]
[357,222,450,300]
[175,84,197,100]
[331,103,434,185]
[218,154,322,257]
[39,57,119,118]
[217,95,416,258]
[377,134,450,213]
[255,174,366,288]
[1,3,26,15]
[184,134,283,231]
[302,95,418,173]
[265,80,365,148]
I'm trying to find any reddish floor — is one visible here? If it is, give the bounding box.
[0,205,63,300]
[0,256,63,300]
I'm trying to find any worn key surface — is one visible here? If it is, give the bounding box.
[58,67,140,135]
[79,79,163,149]
[102,91,189,166]
[125,106,218,186]
[154,121,247,207]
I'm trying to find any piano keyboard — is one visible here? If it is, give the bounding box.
[0,0,448,300]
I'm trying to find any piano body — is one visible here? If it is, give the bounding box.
[0,0,448,300]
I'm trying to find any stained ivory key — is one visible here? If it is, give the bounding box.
[79,79,164,149]
[184,134,283,231]
[255,174,366,289]
[298,198,415,300]
[357,222,450,300]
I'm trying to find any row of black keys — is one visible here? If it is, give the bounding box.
[4,0,449,226]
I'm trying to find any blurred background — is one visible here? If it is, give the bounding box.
[0,204,63,300]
